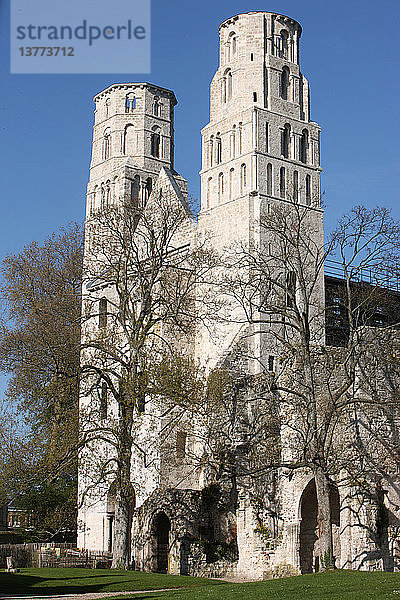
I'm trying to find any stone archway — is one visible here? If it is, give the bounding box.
[299,479,341,573]
[152,512,171,573]
[299,479,318,573]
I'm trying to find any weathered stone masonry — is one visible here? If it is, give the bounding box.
[78,11,400,578]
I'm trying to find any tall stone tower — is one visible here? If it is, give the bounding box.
[85,83,187,221]
[78,82,191,553]
[198,11,324,370]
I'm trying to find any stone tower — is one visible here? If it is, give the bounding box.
[78,82,191,552]
[77,12,399,578]
[198,11,324,370]
[85,83,187,221]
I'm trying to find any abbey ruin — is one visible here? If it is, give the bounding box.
[77,12,400,578]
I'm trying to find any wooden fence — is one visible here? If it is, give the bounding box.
[0,543,112,569]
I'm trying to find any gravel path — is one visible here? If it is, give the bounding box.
[1,588,179,600]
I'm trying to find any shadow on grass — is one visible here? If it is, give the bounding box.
[0,569,222,597]
[0,581,176,597]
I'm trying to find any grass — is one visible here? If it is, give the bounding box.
[0,568,222,595]
[104,571,400,600]
[1,568,400,599]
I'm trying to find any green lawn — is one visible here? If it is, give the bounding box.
[1,569,400,599]
[0,568,221,595]
[106,571,400,600]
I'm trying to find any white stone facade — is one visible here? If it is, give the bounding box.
[78,12,400,578]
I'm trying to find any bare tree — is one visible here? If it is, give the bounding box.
[217,200,400,569]
[79,186,216,568]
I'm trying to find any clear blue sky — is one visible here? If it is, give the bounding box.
[1,0,400,256]
[0,0,399,394]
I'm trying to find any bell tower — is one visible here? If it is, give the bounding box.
[198,11,324,368]
[85,83,186,220]
[200,11,322,215]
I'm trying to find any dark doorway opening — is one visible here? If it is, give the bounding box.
[299,479,340,573]
[299,479,318,573]
[153,512,170,573]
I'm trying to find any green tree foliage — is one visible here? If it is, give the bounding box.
[0,223,83,540]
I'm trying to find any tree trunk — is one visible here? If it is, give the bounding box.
[112,486,132,569]
[111,397,134,570]
[314,468,333,571]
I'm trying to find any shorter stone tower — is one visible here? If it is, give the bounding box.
[78,82,192,553]
[85,83,186,221]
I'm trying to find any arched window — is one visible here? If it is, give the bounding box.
[281,123,291,158]
[131,175,140,204]
[227,70,232,100]
[100,184,105,207]
[305,174,311,205]
[218,172,224,202]
[280,167,286,198]
[293,170,299,202]
[222,69,232,102]
[300,129,308,163]
[92,186,98,214]
[151,126,161,158]
[231,34,237,56]
[176,431,187,459]
[105,98,110,119]
[280,66,290,100]
[267,163,273,195]
[265,122,269,153]
[99,297,107,329]
[280,30,289,59]
[100,382,108,420]
[123,124,135,155]
[137,381,146,413]
[286,271,296,307]
[215,133,222,164]
[145,177,152,203]
[230,126,236,158]
[240,163,247,194]
[125,93,136,113]
[238,122,243,154]
[153,96,161,116]
[95,186,101,210]
[103,128,111,160]
[227,31,237,61]
[229,168,234,200]
[113,176,119,203]
[206,177,212,208]
[105,180,111,206]
[209,136,214,167]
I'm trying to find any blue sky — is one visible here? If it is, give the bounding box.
[1,0,400,393]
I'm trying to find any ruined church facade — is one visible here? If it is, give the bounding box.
[78,12,400,578]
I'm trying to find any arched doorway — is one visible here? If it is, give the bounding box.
[152,512,170,573]
[299,479,318,573]
[299,479,340,573]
